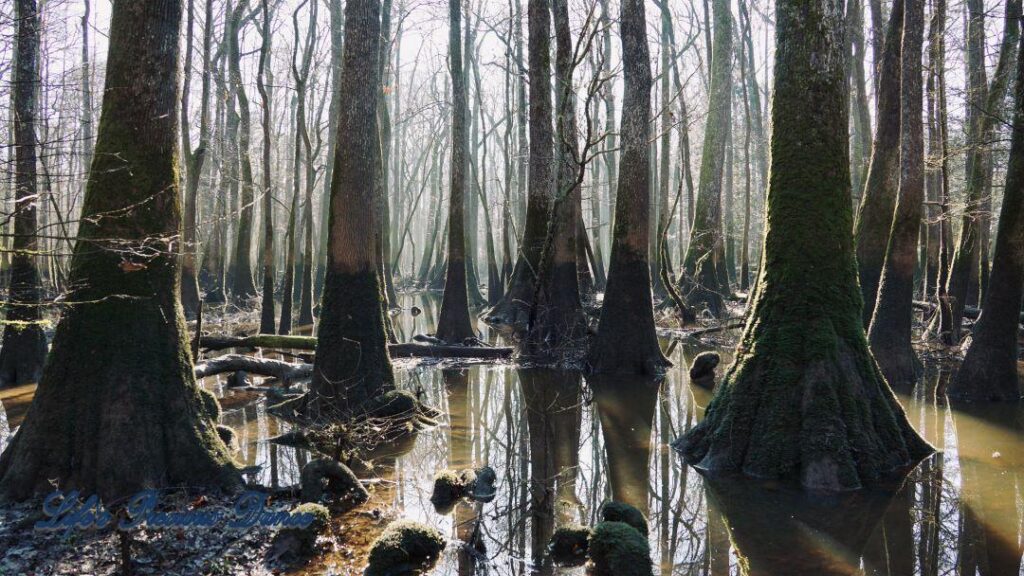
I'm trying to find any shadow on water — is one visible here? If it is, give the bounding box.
[0,292,1022,575]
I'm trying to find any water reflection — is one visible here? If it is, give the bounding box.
[0,294,1021,575]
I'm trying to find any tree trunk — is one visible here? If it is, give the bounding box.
[523,0,587,359]
[949,28,1024,402]
[854,0,903,326]
[0,0,240,501]
[307,0,395,417]
[867,0,925,390]
[680,0,732,319]
[587,0,669,376]
[256,0,276,334]
[228,0,258,303]
[283,0,318,333]
[316,0,344,299]
[942,0,1021,344]
[0,0,47,388]
[484,0,557,334]
[435,0,476,343]
[179,0,208,319]
[675,0,932,490]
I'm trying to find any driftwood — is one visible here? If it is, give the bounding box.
[198,334,513,360]
[194,354,313,383]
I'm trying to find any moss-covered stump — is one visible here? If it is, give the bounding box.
[586,521,653,576]
[548,524,591,567]
[365,519,446,576]
[672,0,932,490]
[269,502,331,563]
[300,458,368,512]
[688,351,721,389]
[430,469,473,514]
[600,501,648,537]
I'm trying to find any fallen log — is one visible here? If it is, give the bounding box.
[198,334,514,360]
[913,300,1024,324]
[194,353,313,383]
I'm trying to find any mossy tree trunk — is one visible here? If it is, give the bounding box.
[867,0,925,390]
[679,0,732,319]
[586,0,669,376]
[307,0,395,418]
[0,0,240,502]
[942,0,1021,344]
[948,28,1024,402]
[435,0,476,343]
[854,0,903,327]
[675,0,932,491]
[0,0,47,388]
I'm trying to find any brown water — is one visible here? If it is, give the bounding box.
[1,294,1022,575]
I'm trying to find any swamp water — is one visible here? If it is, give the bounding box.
[1,294,1021,575]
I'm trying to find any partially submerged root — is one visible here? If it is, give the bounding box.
[299,458,369,513]
[675,338,933,490]
[365,519,446,576]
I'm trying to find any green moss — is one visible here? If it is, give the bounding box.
[271,502,330,560]
[429,469,470,514]
[600,501,648,537]
[216,425,237,451]
[587,521,652,576]
[365,519,446,576]
[548,524,590,566]
[200,387,221,421]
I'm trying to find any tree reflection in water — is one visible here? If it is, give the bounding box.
[8,295,1021,575]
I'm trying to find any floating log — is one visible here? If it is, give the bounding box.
[197,334,513,360]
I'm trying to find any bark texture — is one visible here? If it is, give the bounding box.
[586,0,669,375]
[483,0,556,335]
[0,0,240,502]
[949,29,1024,402]
[854,0,904,326]
[679,0,732,319]
[307,0,395,417]
[0,0,47,388]
[675,0,932,490]
[435,0,476,343]
[867,0,925,390]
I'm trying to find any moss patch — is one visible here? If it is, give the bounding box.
[365,519,446,576]
[587,521,653,576]
[600,501,648,537]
